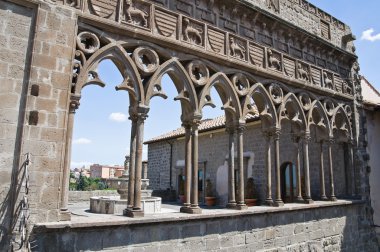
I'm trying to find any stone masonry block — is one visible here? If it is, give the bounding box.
[33,54,57,70]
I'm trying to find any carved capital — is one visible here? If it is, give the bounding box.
[272,128,281,140]
[327,137,335,146]
[303,132,311,143]
[69,95,81,114]
[191,119,201,131]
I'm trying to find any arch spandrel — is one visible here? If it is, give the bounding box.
[306,100,331,138]
[242,83,278,130]
[278,93,307,134]
[75,43,145,106]
[198,72,242,123]
[144,58,199,120]
[331,106,353,142]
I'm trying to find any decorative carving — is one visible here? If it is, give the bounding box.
[345,105,352,118]
[229,36,246,60]
[283,56,295,77]
[124,0,150,28]
[154,9,177,38]
[76,32,100,55]
[297,62,310,82]
[267,49,281,71]
[231,73,249,96]
[183,18,204,46]
[324,99,335,116]
[342,81,352,95]
[67,0,80,9]
[207,28,225,54]
[310,67,321,86]
[88,0,117,18]
[323,72,334,90]
[187,60,209,86]
[267,0,279,13]
[269,84,283,105]
[132,47,160,76]
[298,93,311,111]
[249,43,264,67]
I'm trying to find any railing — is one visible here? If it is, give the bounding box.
[16,153,31,251]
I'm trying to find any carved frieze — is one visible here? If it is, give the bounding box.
[310,66,321,87]
[283,56,295,78]
[334,75,343,93]
[249,43,264,67]
[154,9,178,39]
[123,0,151,28]
[297,62,310,83]
[182,17,205,47]
[323,71,334,90]
[206,27,225,55]
[229,36,247,61]
[88,0,118,19]
[267,49,282,72]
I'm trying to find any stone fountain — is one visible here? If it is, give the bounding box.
[90,159,161,215]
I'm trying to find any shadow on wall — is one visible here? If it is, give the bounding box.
[0,155,30,251]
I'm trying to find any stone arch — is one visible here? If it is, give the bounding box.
[278,93,307,134]
[306,100,331,138]
[75,43,145,106]
[331,106,353,142]
[198,72,242,124]
[144,58,199,121]
[242,83,278,130]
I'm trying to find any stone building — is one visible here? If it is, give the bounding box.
[90,164,124,179]
[146,114,347,206]
[0,0,379,250]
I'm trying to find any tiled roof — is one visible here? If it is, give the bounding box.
[145,114,259,144]
[361,76,380,106]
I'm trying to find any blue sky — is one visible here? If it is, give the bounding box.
[70,1,380,168]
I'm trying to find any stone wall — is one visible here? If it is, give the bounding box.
[0,0,36,236]
[68,190,118,203]
[31,202,379,251]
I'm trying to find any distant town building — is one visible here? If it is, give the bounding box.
[90,164,124,179]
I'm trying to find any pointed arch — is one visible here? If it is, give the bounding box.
[278,93,307,134]
[144,58,199,120]
[306,100,331,137]
[75,43,144,106]
[242,83,278,130]
[198,72,242,123]
[331,106,353,142]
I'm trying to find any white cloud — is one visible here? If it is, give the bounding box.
[361,28,380,42]
[109,112,128,122]
[73,138,92,144]
[71,161,93,169]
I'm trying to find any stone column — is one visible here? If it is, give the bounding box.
[236,124,247,210]
[292,135,303,203]
[124,110,148,218]
[264,132,273,206]
[142,161,148,179]
[190,120,202,213]
[303,133,313,204]
[319,141,328,200]
[273,130,284,207]
[226,126,236,208]
[180,123,192,212]
[59,96,80,221]
[347,141,356,197]
[127,116,137,208]
[327,138,337,201]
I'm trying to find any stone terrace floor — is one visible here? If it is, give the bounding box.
[36,200,363,229]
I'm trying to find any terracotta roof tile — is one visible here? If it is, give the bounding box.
[145,113,259,144]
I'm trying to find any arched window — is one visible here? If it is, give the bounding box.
[281,162,296,203]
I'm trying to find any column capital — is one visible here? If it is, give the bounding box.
[303,132,311,143]
[69,95,80,114]
[272,128,281,140]
[235,123,246,134]
[327,137,335,146]
[190,118,201,131]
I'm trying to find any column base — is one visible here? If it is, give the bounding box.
[320,195,329,201]
[180,206,202,214]
[235,203,248,210]
[265,199,274,206]
[295,197,304,203]
[273,200,284,207]
[123,208,144,218]
[59,209,71,221]
[304,198,314,204]
[226,202,237,209]
[330,196,337,201]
